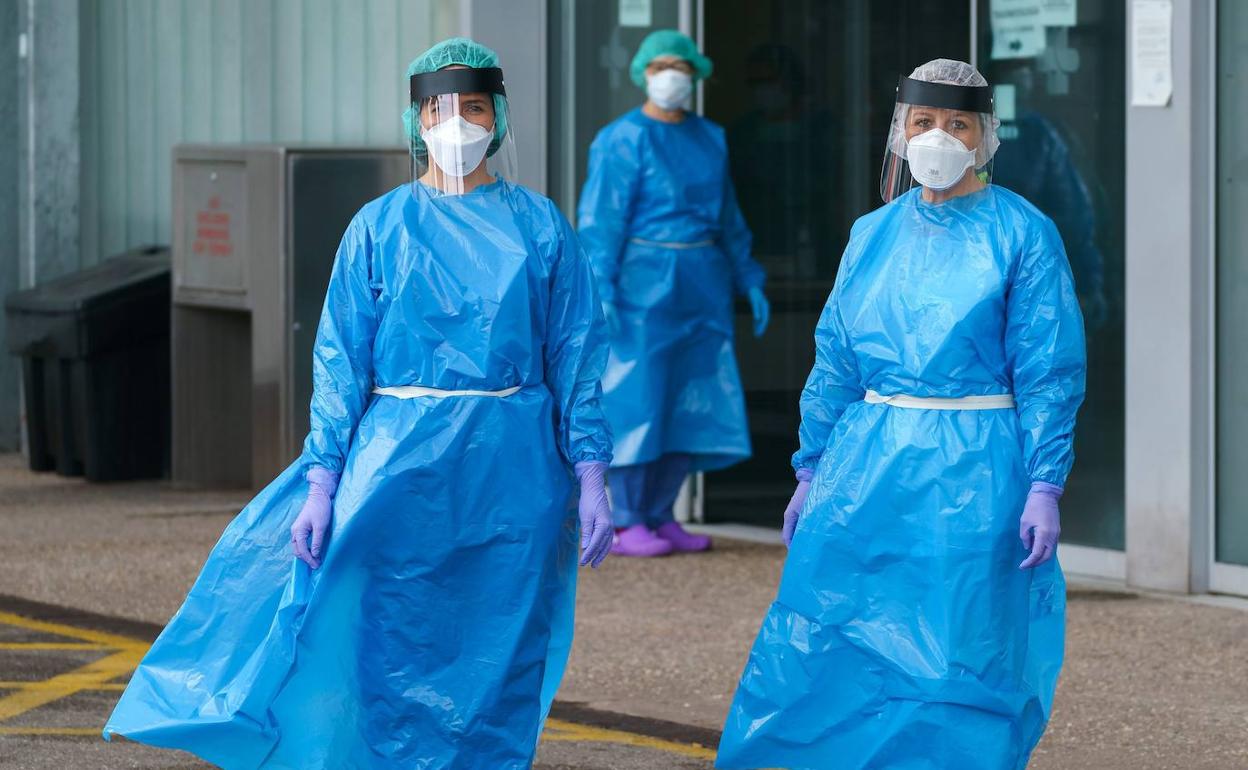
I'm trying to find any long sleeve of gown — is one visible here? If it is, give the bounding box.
[545,210,614,466]
[1005,215,1087,488]
[718,170,766,295]
[301,215,380,475]
[791,256,862,475]
[576,126,641,307]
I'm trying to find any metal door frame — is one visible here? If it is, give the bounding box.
[680,1,1140,587]
[675,0,703,522]
[1207,0,1248,596]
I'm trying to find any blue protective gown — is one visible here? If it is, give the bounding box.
[104,179,612,770]
[578,107,765,471]
[717,186,1085,770]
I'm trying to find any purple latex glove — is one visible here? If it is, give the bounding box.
[291,467,339,570]
[1019,481,1062,570]
[748,286,771,338]
[781,469,814,547]
[575,461,613,568]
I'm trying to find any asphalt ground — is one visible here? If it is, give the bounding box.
[1,453,1247,769]
[0,594,720,769]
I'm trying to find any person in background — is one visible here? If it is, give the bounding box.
[104,37,614,769]
[992,63,1108,330]
[578,29,770,558]
[718,59,1085,770]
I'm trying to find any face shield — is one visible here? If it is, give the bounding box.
[880,76,1000,203]
[407,66,518,196]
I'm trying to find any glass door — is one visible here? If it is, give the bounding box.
[976,0,1127,552]
[1214,0,1248,595]
[546,0,684,218]
[546,0,701,520]
[699,0,971,524]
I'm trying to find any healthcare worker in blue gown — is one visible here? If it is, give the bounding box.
[103,38,615,770]
[717,59,1086,770]
[578,30,771,558]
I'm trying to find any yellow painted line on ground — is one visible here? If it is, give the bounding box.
[543,717,717,761]
[0,611,148,725]
[0,610,716,760]
[0,611,147,649]
[4,720,720,749]
[0,642,109,651]
[0,681,127,691]
[0,726,101,736]
[0,648,144,722]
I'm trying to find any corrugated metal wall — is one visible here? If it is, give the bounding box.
[1,0,19,450]
[78,0,452,265]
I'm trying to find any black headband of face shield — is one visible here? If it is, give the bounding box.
[896,76,994,113]
[410,67,507,102]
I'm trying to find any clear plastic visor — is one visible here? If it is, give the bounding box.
[879,78,999,203]
[408,73,518,197]
[880,104,997,203]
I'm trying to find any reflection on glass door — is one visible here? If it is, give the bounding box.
[1216,1,1248,574]
[547,0,682,217]
[700,0,970,524]
[977,0,1126,550]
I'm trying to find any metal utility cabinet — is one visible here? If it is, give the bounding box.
[172,145,407,488]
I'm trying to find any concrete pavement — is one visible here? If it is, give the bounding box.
[1,453,1246,769]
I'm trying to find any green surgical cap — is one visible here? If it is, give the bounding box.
[409,36,500,74]
[629,29,713,88]
[402,37,508,157]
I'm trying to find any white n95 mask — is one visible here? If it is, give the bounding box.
[904,128,976,190]
[646,70,693,110]
[421,116,493,177]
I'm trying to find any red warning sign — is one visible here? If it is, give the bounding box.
[192,196,234,256]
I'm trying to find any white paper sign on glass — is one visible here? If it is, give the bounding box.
[1131,0,1173,107]
[619,0,653,28]
[1040,0,1078,28]
[994,84,1018,123]
[991,0,1047,60]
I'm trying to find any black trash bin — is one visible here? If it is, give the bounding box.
[4,246,171,481]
